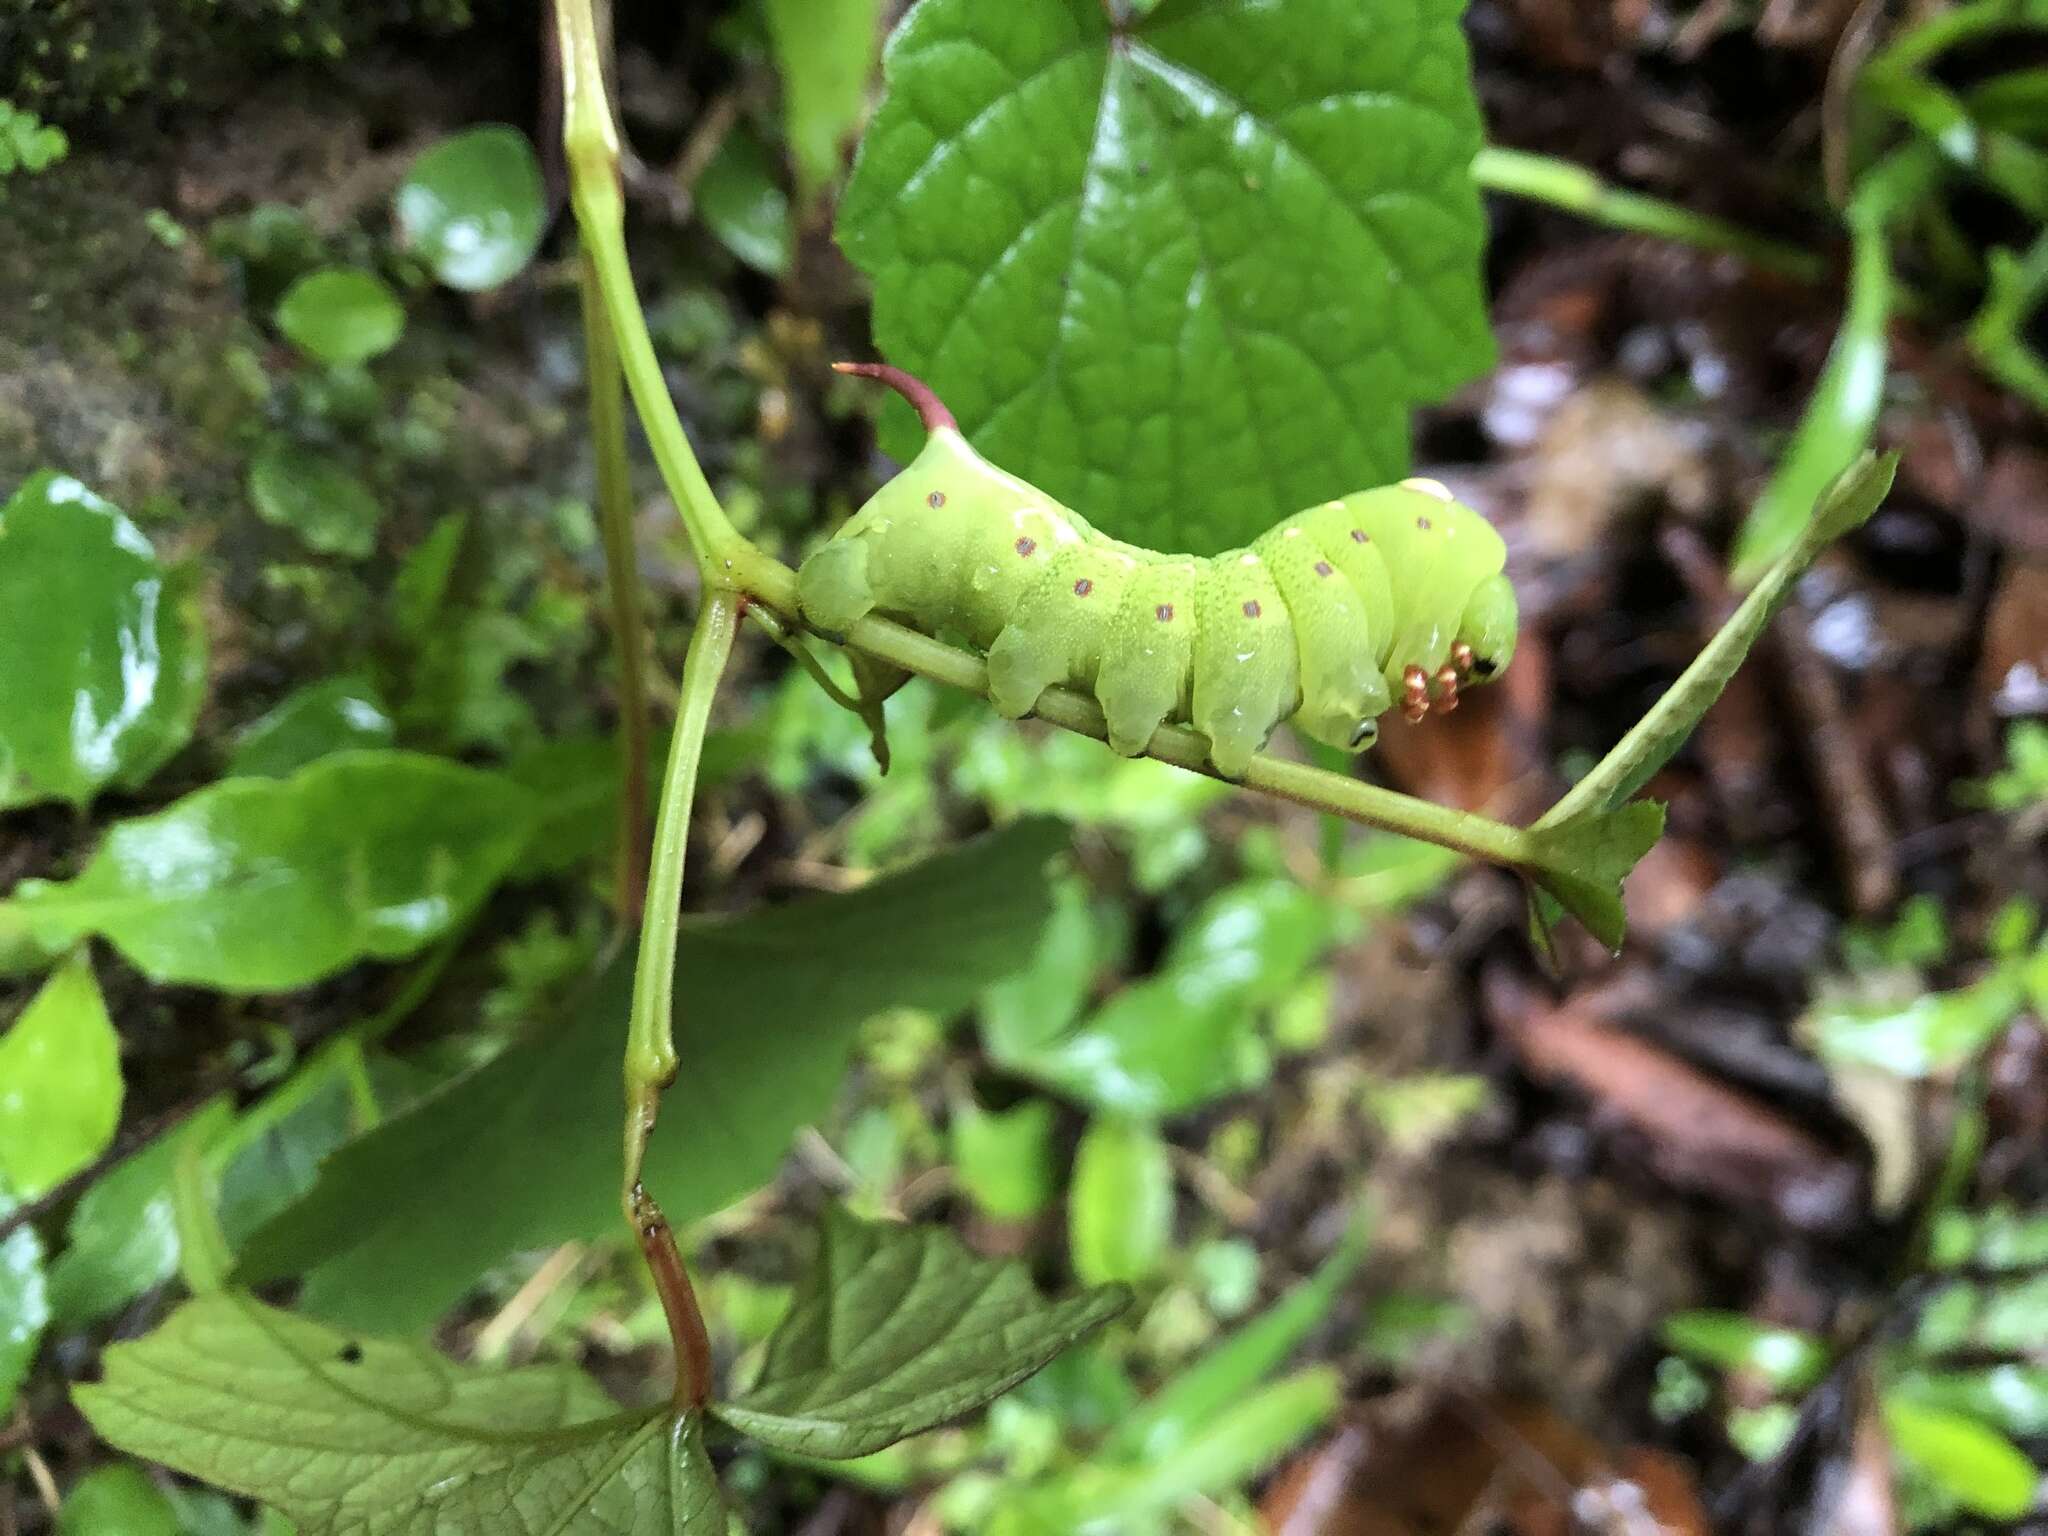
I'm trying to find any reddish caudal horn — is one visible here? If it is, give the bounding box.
[832,361,957,433]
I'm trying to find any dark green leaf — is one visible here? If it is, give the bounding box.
[247,439,382,558]
[234,821,1070,1330]
[273,266,406,367]
[46,1100,234,1327]
[0,1182,49,1416]
[1069,1115,1173,1284]
[1659,1310,1830,1391]
[75,1294,726,1535]
[228,676,394,778]
[715,1206,1125,1457]
[0,953,122,1198]
[6,751,539,991]
[394,126,547,292]
[698,127,793,275]
[57,1465,181,1536]
[839,0,1493,552]
[765,0,885,201]
[1881,1394,2038,1520]
[0,472,206,809]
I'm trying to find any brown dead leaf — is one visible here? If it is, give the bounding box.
[1485,969,1866,1231]
[1977,558,2048,720]
[1524,379,1714,560]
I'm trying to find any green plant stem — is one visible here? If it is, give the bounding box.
[1727,146,1936,587]
[1861,67,2048,219]
[580,249,654,918]
[1866,0,2048,78]
[1472,146,1827,282]
[1969,229,2048,408]
[620,586,736,1410]
[747,603,892,770]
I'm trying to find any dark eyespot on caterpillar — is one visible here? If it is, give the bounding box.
[799,363,1519,778]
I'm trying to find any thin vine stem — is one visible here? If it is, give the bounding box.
[580,250,654,918]
[1472,146,1828,282]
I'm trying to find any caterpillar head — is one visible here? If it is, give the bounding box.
[1455,571,1517,682]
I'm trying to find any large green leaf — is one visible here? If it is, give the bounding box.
[75,1294,726,1535]
[715,1206,1126,1457]
[838,0,1492,553]
[234,821,1069,1331]
[0,952,122,1198]
[0,472,206,809]
[5,751,540,991]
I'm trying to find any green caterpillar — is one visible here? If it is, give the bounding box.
[800,364,1518,779]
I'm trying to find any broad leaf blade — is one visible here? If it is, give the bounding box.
[838,0,1492,553]
[715,1206,1127,1457]
[234,821,1070,1331]
[1527,453,1896,948]
[0,472,206,809]
[74,1294,726,1535]
[6,750,540,991]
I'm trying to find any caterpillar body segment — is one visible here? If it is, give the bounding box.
[799,365,1518,777]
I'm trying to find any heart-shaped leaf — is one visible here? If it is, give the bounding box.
[715,1206,1127,1457]
[5,751,539,991]
[838,0,1493,552]
[0,473,206,809]
[273,266,406,367]
[75,1293,727,1535]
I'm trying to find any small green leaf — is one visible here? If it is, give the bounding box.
[75,1294,726,1535]
[1806,969,2028,1078]
[1069,1115,1173,1285]
[0,472,207,809]
[234,822,1071,1330]
[0,1181,49,1416]
[1013,972,1270,1117]
[1893,1364,2048,1438]
[715,1206,1126,1457]
[1160,878,1332,1010]
[7,751,539,991]
[698,127,793,275]
[228,675,395,779]
[765,0,884,201]
[1882,1394,2039,1520]
[1659,1310,1830,1392]
[394,126,547,292]
[57,1464,180,1536]
[980,873,1106,1062]
[1529,452,1897,947]
[247,439,382,558]
[1107,1207,1369,1461]
[0,953,122,1198]
[46,1100,234,1327]
[273,267,406,367]
[839,0,1493,552]
[951,1096,1058,1221]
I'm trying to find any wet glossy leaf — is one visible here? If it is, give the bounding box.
[698,127,793,275]
[1882,1395,2038,1519]
[1108,1209,1369,1461]
[839,0,1492,553]
[228,675,394,778]
[1069,1115,1173,1285]
[394,125,547,292]
[765,0,885,201]
[57,1464,180,1536]
[1893,1365,2048,1438]
[0,953,122,1198]
[0,472,206,809]
[0,1182,49,1416]
[716,1206,1126,1457]
[6,752,539,991]
[46,1100,234,1327]
[76,1293,725,1535]
[1807,968,2028,1077]
[1016,972,1269,1117]
[234,822,1069,1330]
[1529,453,1897,949]
[1660,1311,1830,1392]
[247,439,382,558]
[1162,879,1332,1011]
[273,266,405,367]
[951,1096,1058,1221]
